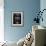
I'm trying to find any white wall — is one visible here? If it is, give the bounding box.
[0,0,4,42]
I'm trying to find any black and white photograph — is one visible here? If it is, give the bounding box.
[12,11,24,26]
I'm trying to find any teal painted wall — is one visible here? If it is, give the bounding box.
[4,0,40,42]
[40,0,46,27]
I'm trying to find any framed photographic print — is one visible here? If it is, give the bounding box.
[12,11,24,26]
